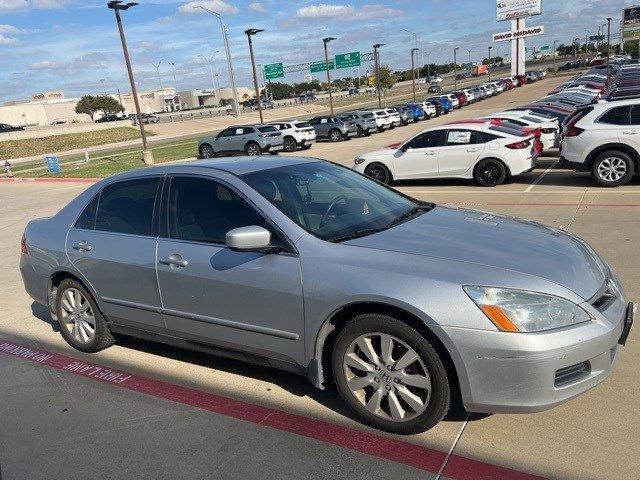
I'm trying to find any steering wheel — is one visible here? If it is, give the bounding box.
[319,195,349,229]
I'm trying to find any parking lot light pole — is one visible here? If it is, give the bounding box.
[168,61,178,92]
[245,28,265,124]
[373,43,385,108]
[453,47,459,90]
[606,17,612,84]
[107,1,153,165]
[153,59,164,91]
[401,29,420,85]
[198,51,219,92]
[552,40,558,74]
[194,4,239,116]
[323,37,336,115]
[487,46,492,81]
[411,48,418,102]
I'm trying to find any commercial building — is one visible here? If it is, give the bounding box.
[1,92,89,127]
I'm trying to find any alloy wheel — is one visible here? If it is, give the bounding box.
[597,157,627,183]
[342,332,431,422]
[284,137,297,152]
[330,130,341,142]
[59,288,96,344]
[365,165,389,184]
[200,145,214,158]
[246,144,261,156]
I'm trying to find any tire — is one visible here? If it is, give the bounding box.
[356,125,364,137]
[331,314,450,435]
[301,144,313,150]
[269,151,279,156]
[590,150,635,187]
[329,129,342,142]
[364,163,392,184]
[474,158,507,187]
[283,136,298,152]
[245,142,261,156]
[199,144,215,159]
[56,279,114,353]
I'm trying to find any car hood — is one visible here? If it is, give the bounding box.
[346,206,607,300]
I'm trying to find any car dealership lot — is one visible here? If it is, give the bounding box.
[1,76,639,480]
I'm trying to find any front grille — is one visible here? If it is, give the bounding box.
[555,361,591,387]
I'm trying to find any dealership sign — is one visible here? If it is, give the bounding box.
[496,0,542,21]
[623,5,640,40]
[493,25,544,42]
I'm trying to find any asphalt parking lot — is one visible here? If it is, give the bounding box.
[1,76,639,480]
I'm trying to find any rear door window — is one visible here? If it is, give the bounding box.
[444,130,483,145]
[74,194,100,230]
[598,106,631,125]
[95,178,160,236]
[258,126,277,133]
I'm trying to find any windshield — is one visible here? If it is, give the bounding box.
[242,162,427,241]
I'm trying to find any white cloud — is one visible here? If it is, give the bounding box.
[0,34,19,45]
[28,59,59,69]
[249,2,265,13]
[296,4,355,19]
[0,0,69,10]
[178,0,238,15]
[0,24,25,34]
[355,5,402,19]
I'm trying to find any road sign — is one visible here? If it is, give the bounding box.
[335,51,361,69]
[264,63,284,80]
[45,156,61,173]
[540,45,550,51]
[589,35,605,42]
[310,60,335,73]
[492,25,544,42]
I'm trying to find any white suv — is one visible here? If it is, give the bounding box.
[270,121,316,152]
[560,99,640,186]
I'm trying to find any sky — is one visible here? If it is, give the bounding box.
[0,0,636,102]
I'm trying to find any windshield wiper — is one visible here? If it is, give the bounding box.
[384,206,429,229]
[327,227,388,243]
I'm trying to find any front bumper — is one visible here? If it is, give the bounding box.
[444,299,634,414]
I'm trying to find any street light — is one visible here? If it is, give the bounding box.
[198,51,219,92]
[606,17,612,84]
[401,28,420,85]
[453,47,459,90]
[107,1,153,165]
[245,28,264,124]
[585,30,591,53]
[168,61,178,92]
[153,59,164,91]
[323,36,336,115]
[466,48,472,68]
[573,37,580,58]
[373,43,385,108]
[411,47,418,102]
[100,78,107,96]
[552,40,558,74]
[487,46,492,81]
[194,4,239,116]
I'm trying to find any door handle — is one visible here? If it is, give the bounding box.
[159,253,189,268]
[466,148,479,152]
[424,151,437,156]
[72,241,92,252]
[622,131,638,135]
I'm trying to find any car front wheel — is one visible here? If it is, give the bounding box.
[199,144,215,159]
[591,151,635,187]
[329,129,342,142]
[332,314,450,434]
[364,163,392,184]
[283,136,297,152]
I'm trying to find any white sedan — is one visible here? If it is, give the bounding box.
[353,121,542,187]
[477,112,559,151]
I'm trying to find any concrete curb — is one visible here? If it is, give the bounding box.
[0,177,99,184]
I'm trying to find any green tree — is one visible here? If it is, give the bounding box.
[75,95,99,118]
[378,65,396,89]
[75,95,124,119]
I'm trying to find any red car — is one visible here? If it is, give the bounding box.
[499,78,514,89]
[515,75,526,86]
[452,91,469,107]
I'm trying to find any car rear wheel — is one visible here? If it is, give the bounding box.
[329,129,342,142]
[356,125,364,137]
[332,314,450,434]
[364,163,392,184]
[199,144,215,159]
[474,158,507,187]
[56,279,114,353]
[591,151,635,187]
[245,142,261,156]
[283,136,297,152]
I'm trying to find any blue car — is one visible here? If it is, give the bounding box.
[405,103,426,121]
[437,96,454,113]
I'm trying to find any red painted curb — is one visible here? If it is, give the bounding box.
[0,339,546,480]
[0,177,99,184]
[444,202,640,208]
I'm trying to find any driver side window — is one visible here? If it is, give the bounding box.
[405,130,444,149]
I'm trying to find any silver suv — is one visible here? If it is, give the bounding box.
[308,116,358,142]
[198,124,283,157]
[340,112,378,136]
[20,157,634,435]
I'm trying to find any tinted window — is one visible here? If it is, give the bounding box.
[630,106,640,125]
[95,178,159,236]
[599,106,632,125]
[294,121,312,128]
[405,130,443,149]
[167,177,265,244]
[360,112,374,118]
[218,128,235,137]
[258,126,277,133]
[74,194,99,230]
[242,127,255,134]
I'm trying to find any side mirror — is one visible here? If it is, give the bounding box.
[225,226,271,252]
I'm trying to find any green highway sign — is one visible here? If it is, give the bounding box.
[540,45,550,51]
[335,51,361,69]
[589,35,605,41]
[310,60,335,73]
[264,62,284,80]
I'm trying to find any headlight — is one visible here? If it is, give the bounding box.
[354,157,366,165]
[463,286,593,333]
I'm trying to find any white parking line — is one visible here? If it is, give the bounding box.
[524,160,559,192]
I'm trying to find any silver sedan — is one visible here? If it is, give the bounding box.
[20,157,634,434]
